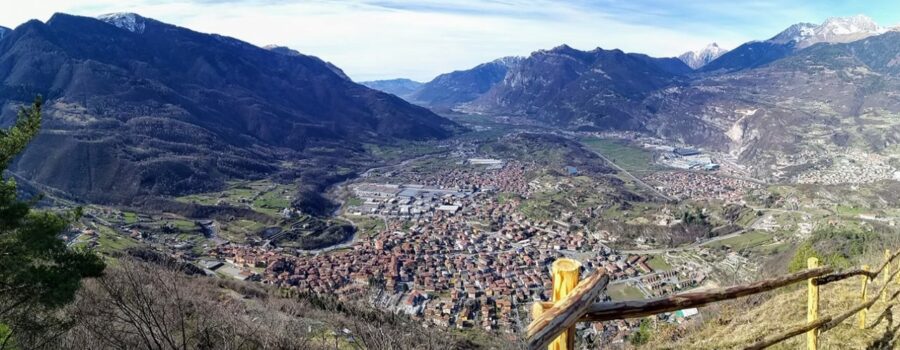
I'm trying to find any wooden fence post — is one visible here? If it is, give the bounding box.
[807,257,819,350]
[527,272,609,350]
[884,250,891,304]
[550,258,581,350]
[859,264,870,329]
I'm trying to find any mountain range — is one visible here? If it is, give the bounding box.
[700,15,891,73]
[0,13,456,206]
[2,11,898,205]
[371,15,894,110]
[768,15,886,48]
[647,29,900,179]
[360,15,900,181]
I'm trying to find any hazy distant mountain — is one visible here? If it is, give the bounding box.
[0,25,9,40]
[466,45,686,129]
[409,57,522,108]
[702,15,886,73]
[0,13,455,204]
[678,43,728,69]
[360,79,423,99]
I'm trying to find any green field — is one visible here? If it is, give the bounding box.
[580,137,657,173]
[218,219,267,243]
[253,190,292,217]
[834,204,868,216]
[175,179,294,218]
[704,231,773,250]
[122,211,138,224]
[345,196,364,207]
[607,283,645,301]
[94,225,140,253]
[647,255,672,271]
[751,241,792,256]
[170,219,197,232]
[345,215,385,237]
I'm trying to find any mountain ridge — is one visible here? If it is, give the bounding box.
[701,15,887,73]
[409,56,523,108]
[464,45,687,129]
[645,30,900,180]
[0,12,456,205]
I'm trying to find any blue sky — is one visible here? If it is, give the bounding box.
[1,0,899,81]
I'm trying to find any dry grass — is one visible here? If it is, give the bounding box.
[648,275,900,349]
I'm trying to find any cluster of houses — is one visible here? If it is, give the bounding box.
[210,180,702,333]
[645,171,760,202]
[794,151,896,185]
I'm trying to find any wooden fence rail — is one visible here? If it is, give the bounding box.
[526,248,900,350]
[748,260,900,349]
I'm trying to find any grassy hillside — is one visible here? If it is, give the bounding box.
[644,227,900,349]
[652,277,900,349]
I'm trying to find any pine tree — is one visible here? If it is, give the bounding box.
[0,97,105,346]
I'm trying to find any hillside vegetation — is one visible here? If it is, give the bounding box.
[653,279,900,349]
[27,258,513,350]
[644,227,900,349]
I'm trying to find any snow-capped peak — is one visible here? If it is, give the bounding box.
[678,42,728,69]
[819,15,880,36]
[768,22,817,44]
[98,12,146,34]
[768,15,885,48]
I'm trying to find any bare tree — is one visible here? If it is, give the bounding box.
[50,259,316,350]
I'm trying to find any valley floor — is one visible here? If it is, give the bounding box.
[55,113,900,346]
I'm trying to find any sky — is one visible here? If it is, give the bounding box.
[1,0,899,81]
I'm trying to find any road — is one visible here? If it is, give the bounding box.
[575,139,673,201]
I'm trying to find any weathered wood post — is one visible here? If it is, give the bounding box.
[531,302,546,320]
[527,271,609,350]
[859,264,870,329]
[807,257,819,350]
[884,250,891,304]
[550,258,581,350]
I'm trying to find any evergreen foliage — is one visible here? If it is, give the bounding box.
[0,97,105,346]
